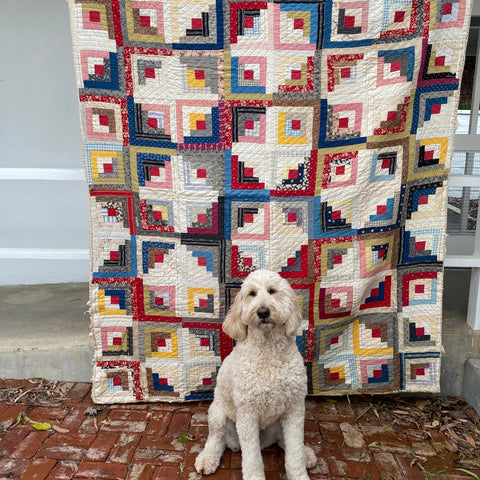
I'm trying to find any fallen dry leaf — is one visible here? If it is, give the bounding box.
[52,425,70,433]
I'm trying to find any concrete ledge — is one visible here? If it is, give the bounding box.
[463,358,480,415]
[0,345,93,382]
[0,282,93,382]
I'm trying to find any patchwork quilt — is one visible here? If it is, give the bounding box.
[68,0,472,403]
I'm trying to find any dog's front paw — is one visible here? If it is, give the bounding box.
[195,450,220,476]
[305,446,317,469]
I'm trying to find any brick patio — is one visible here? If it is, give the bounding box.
[0,380,479,480]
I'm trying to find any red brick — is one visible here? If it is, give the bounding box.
[372,452,403,480]
[190,412,208,426]
[305,420,320,432]
[27,407,69,422]
[394,454,426,480]
[0,457,30,477]
[262,447,283,471]
[43,432,96,448]
[84,431,118,462]
[305,399,319,420]
[182,442,204,470]
[36,444,86,462]
[320,413,359,424]
[188,424,208,439]
[0,405,27,425]
[231,451,242,469]
[78,409,109,434]
[305,429,324,446]
[310,454,330,476]
[56,382,76,396]
[230,470,243,480]
[429,430,453,455]
[137,434,185,453]
[0,379,32,389]
[65,383,91,402]
[313,401,338,418]
[126,463,156,480]
[21,458,57,480]
[166,412,191,437]
[133,443,184,466]
[335,399,356,418]
[265,471,282,480]
[410,439,436,457]
[146,412,172,436]
[109,432,141,463]
[325,447,371,464]
[319,422,344,446]
[0,424,32,455]
[420,455,457,476]
[45,460,78,480]
[57,408,85,431]
[329,459,380,479]
[11,431,51,460]
[75,461,128,479]
[193,401,211,413]
[100,416,147,433]
[353,402,382,425]
[218,449,231,470]
[107,409,150,423]
[152,466,181,480]
[362,426,412,454]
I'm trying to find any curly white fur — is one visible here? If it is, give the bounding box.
[195,270,316,480]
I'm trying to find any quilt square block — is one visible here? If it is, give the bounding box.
[124,1,166,43]
[276,52,315,93]
[176,100,225,148]
[229,2,270,48]
[273,3,320,50]
[230,55,267,94]
[82,97,127,144]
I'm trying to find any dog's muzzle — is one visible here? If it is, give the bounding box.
[257,306,271,324]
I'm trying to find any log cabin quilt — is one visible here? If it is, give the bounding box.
[68,0,472,403]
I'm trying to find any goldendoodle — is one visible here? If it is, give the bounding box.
[195,269,316,480]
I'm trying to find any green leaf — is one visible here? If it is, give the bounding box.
[176,434,190,443]
[456,468,480,480]
[12,412,24,428]
[32,422,51,431]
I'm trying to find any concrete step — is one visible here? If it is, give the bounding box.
[0,283,93,382]
[464,358,480,414]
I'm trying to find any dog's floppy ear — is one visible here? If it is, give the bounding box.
[222,290,247,341]
[284,288,303,337]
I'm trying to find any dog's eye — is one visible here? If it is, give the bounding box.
[248,290,257,297]
[268,288,277,295]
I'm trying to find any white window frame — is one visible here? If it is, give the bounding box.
[445,21,480,330]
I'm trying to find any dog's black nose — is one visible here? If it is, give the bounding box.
[257,306,270,319]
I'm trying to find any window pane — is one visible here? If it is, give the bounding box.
[456,24,479,134]
[447,186,479,233]
[451,152,480,174]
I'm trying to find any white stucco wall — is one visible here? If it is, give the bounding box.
[0,0,89,285]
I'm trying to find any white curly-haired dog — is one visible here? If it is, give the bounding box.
[195,269,316,480]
